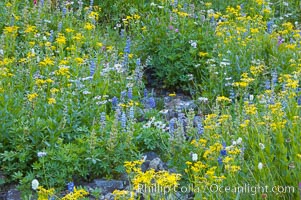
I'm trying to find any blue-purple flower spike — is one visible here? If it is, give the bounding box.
[121,112,127,129]
[169,118,175,134]
[267,21,273,34]
[148,97,156,109]
[67,182,74,193]
[128,87,133,100]
[124,37,131,54]
[90,60,96,77]
[129,107,134,120]
[112,96,118,109]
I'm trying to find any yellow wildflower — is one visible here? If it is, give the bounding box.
[84,22,95,30]
[216,96,231,102]
[48,98,56,104]
[28,93,38,101]
[3,26,19,35]
[198,52,209,57]
[169,92,176,97]
[24,25,36,33]
[56,34,67,45]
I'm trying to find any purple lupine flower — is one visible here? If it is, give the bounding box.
[134,59,143,82]
[271,70,278,84]
[121,90,127,101]
[129,107,134,119]
[218,157,223,165]
[90,0,94,7]
[58,22,62,32]
[124,37,131,54]
[116,107,121,120]
[120,29,125,37]
[148,97,156,109]
[123,53,129,68]
[267,21,273,34]
[100,112,106,127]
[144,89,148,98]
[90,60,96,77]
[128,87,133,100]
[112,96,118,109]
[169,118,175,134]
[265,80,271,90]
[67,182,74,193]
[229,89,235,101]
[196,119,204,135]
[62,7,67,16]
[298,96,301,105]
[220,149,227,156]
[136,58,141,66]
[121,112,127,129]
[40,0,44,7]
[49,30,54,42]
[220,142,227,156]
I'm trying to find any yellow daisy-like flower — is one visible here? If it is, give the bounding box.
[56,34,67,45]
[28,93,38,102]
[3,26,19,35]
[48,98,56,104]
[198,52,209,57]
[50,88,59,94]
[84,22,95,30]
[24,25,36,33]
[169,92,176,97]
[216,96,231,102]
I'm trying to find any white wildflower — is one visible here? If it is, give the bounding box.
[192,153,198,161]
[258,162,263,170]
[37,152,47,157]
[259,143,265,150]
[32,179,39,190]
[236,137,242,145]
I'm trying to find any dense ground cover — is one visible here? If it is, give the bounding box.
[0,0,301,199]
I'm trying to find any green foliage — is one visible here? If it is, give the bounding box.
[1,0,301,199]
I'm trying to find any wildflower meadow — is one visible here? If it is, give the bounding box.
[0,0,301,199]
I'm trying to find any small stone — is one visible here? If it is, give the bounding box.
[6,188,20,200]
[149,157,161,170]
[94,180,124,194]
[104,193,115,200]
[144,152,159,161]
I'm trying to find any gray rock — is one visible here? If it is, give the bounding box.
[0,192,6,200]
[144,152,159,161]
[94,180,125,194]
[103,193,115,200]
[6,188,20,200]
[141,152,168,172]
[165,98,196,111]
[149,157,164,171]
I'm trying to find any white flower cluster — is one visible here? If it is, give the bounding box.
[143,117,168,131]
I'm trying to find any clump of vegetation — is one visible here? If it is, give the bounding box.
[0,0,301,199]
